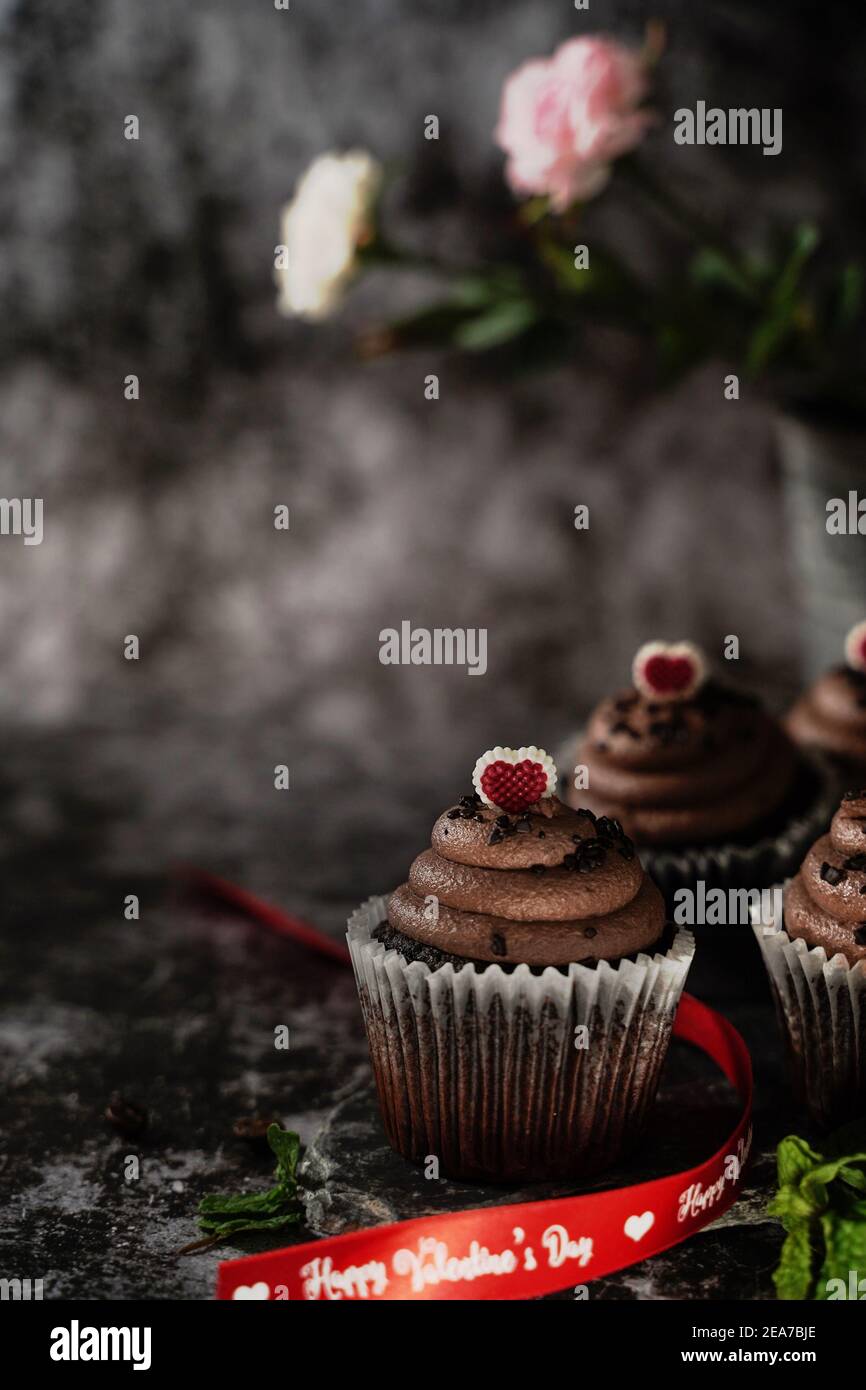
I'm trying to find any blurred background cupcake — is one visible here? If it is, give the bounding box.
[754,789,866,1129]
[561,641,838,996]
[787,620,866,779]
[348,744,694,1183]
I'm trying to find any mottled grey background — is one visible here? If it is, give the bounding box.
[1,0,863,1300]
[1,0,864,759]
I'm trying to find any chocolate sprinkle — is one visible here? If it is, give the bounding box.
[820,862,847,886]
[611,720,640,739]
[563,839,607,873]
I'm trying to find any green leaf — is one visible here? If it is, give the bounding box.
[453,300,538,351]
[268,1123,300,1188]
[191,1125,303,1251]
[745,222,821,375]
[197,1186,288,1219]
[769,1123,866,1300]
[773,1224,817,1301]
[776,1134,823,1190]
[690,247,755,300]
[816,1195,866,1298]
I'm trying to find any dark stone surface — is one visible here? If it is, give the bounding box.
[0,722,815,1301]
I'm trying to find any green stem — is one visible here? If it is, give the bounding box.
[620,156,759,302]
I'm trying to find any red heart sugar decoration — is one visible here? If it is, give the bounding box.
[643,654,695,695]
[633,641,705,702]
[479,759,548,814]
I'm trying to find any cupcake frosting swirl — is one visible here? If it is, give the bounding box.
[784,790,866,964]
[387,793,665,966]
[787,667,866,770]
[568,680,797,846]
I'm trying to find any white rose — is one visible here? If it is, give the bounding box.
[275,150,383,320]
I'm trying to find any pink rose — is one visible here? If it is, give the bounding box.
[495,37,652,210]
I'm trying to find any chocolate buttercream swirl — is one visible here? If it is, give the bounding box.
[787,666,866,772]
[784,791,866,964]
[387,795,665,967]
[566,680,797,847]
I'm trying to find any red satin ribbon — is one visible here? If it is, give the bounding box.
[178,868,754,1301]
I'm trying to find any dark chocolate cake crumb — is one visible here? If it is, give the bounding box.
[490,932,507,957]
[843,788,866,801]
[537,829,546,838]
[583,926,598,939]
[487,826,504,845]
[563,839,606,872]
[105,1093,148,1139]
[854,925,866,947]
[530,863,546,875]
[611,720,639,739]
[820,862,847,886]
[844,854,866,871]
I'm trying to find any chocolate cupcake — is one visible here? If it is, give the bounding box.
[348,745,694,1183]
[787,621,866,776]
[563,641,836,899]
[754,790,866,1129]
[561,642,837,997]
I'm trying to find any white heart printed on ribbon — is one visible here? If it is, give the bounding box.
[231,1281,271,1300]
[623,1211,655,1243]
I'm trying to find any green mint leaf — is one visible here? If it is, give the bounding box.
[776,1134,823,1190]
[268,1123,300,1191]
[191,1127,303,1251]
[816,1193,866,1299]
[198,1211,303,1240]
[773,1223,817,1301]
[770,1124,866,1300]
[197,1185,288,1219]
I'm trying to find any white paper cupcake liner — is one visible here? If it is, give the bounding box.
[348,895,694,1183]
[753,885,866,1129]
